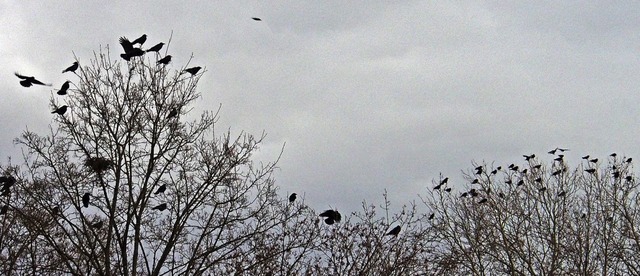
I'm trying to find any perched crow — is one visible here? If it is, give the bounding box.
[62,61,79,73]
[157,55,172,65]
[52,105,68,115]
[152,203,167,211]
[478,198,488,204]
[131,34,147,45]
[585,168,596,174]
[516,180,524,186]
[471,179,479,184]
[444,187,452,193]
[82,193,90,208]
[582,155,590,160]
[625,175,633,181]
[146,42,164,53]
[386,225,401,236]
[613,171,621,178]
[440,177,449,185]
[523,154,535,161]
[252,17,262,21]
[57,81,70,95]
[533,164,542,169]
[475,166,483,175]
[0,205,7,215]
[498,192,505,198]
[428,213,435,220]
[52,206,60,216]
[460,192,468,197]
[167,108,178,119]
[491,169,497,175]
[15,72,51,87]
[552,170,562,176]
[521,169,528,174]
[154,184,166,195]
[626,158,633,163]
[548,149,557,155]
[610,153,617,157]
[119,37,145,60]
[324,218,335,225]
[589,158,598,163]
[534,177,542,183]
[183,66,202,75]
[288,193,297,203]
[433,184,442,190]
[505,179,513,185]
[91,220,103,229]
[510,166,519,171]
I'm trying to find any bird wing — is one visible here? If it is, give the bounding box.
[14,72,29,79]
[119,37,134,52]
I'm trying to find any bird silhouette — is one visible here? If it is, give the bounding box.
[15,72,51,87]
[324,218,335,225]
[534,177,542,183]
[119,37,145,60]
[582,155,590,160]
[428,213,435,220]
[183,66,202,75]
[288,193,297,203]
[433,184,442,190]
[146,42,164,53]
[62,62,79,73]
[491,169,497,175]
[82,193,90,208]
[626,158,633,163]
[533,164,542,169]
[131,34,147,45]
[57,81,70,95]
[517,180,524,186]
[52,105,68,115]
[386,225,401,236]
[167,108,178,119]
[523,154,535,161]
[610,153,617,157]
[440,177,449,185]
[157,55,172,65]
[91,220,103,229]
[521,168,528,174]
[478,198,488,204]
[444,187,452,193]
[613,171,621,178]
[475,166,483,175]
[152,203,167,211]
[460,192,468,197]
[319,209,341,224]
[625,175,633,181]
[154,184,166,195]
[589,158,598,163]
[585,169,596,174]
[252,17,262,21]
[0,205,7,215]
[552,170,562,176]
[471,179,479,184]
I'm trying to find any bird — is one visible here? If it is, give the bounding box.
[82,193,90,208]
[428,213,435,220]
[252,17,262,21]
[491,169,497,175]
[386,225,401,236]
[154,184,166,195]
[57,81,70,95]
[552,170,563,176]
[152,203,167,211]
[433,184,442,190]
[167,108,178,119]
[534,177,542,183]
[610,153,617,157]
[444,187,452,193]
[582,155,590,160]
[533,164,542,169]
[183,66,202,75]
[15,72,51,87]
[589,158,598,163]
[460,192,468,198]
[319,209,341,225]
[478,198,488,204]
[91,220,104,229]
[613,171,621,178]
[626,158,633,163]
[523,154,535,161]
[119,37,145,60]
[471,179,479,184]
[585,169,596,174]
[0,205,7,215]
[131,34,147,45]
[517,180,524,186]
[62,61,79,73]
[52,105,68,115]
[289,193,297,203]
[475,166,483,175]
[521,169,528,174]
[625,175,633,181]
[157,55,172,65]
[146,42,164,53]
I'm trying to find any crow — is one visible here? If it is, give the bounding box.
[62,61,79,73]
[386,225,401,236]
[491,169,497,175]
[444,187,452,193]
[460,192,468,197]
[428,213,435,220]
[15,72,51,87]
[119,37,145,60]
[517,180,524,186]
[157,55,172,65]
[289,193,297,203]
[534,177,542,183]
[523,154,535,161]
[131,34,147,45]
[146,42,164,53]
[252,17,262,21]
[57,81,70,95]
[82,193,90,208]
[582,155,590,160]
[183,66,202,75]
[91,220,104,229]
[610,153,617,157]
[471,179,479,184]
[521,169,528,174]
[626,158,633,163]
[533,164,542,169]
[498,192,505,198]
[319,209,341,224]
[585,169,596,174]
[613,171,621,178]
[440,177,449,185]
[167,108,178,119]
[0,205,7,215]
[52,105,68,115]
[478,198,488,204]
[475,166,483,175]
[154,184,166,195]
[433,184,442,190]
[152,203,167,211]
[625,175,633,181]
[552,170,562,176]
[324,218,335,225]
[589,158,598,163]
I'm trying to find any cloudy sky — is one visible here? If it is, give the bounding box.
[2,1,640,213]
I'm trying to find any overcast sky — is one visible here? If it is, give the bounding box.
[2,1,640,213]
